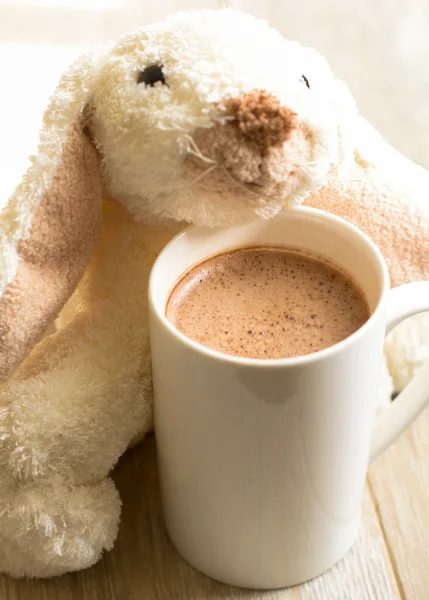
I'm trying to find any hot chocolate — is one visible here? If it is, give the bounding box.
[166,247,369,359]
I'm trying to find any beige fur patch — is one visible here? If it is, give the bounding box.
[0,123,103,381]
[305,166,429,287]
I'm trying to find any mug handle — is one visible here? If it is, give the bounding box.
[370,282,429,462]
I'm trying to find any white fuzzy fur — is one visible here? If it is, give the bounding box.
[0,8,427,579]
[385,313,429,391]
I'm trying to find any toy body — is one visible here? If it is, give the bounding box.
[0,8,427,578]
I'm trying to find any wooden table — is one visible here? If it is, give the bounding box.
[1,408,428,600]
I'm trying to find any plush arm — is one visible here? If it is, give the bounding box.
[305,116,429,287]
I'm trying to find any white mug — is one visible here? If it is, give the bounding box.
[148,207,429,590]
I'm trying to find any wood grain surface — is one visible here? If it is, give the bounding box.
[369,409,429,600]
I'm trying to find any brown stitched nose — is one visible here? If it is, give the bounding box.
[224,90,297,153]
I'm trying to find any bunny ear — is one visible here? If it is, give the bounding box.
[0,49,107,382]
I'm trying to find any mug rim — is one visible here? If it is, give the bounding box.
[149,207,390,369]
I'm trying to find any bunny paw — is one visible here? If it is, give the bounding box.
[0,475,120,578]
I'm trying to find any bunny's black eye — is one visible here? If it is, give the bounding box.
[137,64,166,87]
[300,74,310,89]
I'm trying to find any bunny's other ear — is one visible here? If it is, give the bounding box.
[0,49,107,382]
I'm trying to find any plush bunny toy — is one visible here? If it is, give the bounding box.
[0,8,428,578]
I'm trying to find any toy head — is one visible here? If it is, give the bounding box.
[90,9,356,226]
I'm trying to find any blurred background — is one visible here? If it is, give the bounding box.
[1,0,429,203]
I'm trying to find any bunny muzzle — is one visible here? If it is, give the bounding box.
[186,90,313,207]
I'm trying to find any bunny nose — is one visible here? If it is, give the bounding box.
[224,90,297,152]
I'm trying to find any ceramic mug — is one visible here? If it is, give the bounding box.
[148,207,429,590]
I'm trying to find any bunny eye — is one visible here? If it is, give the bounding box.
[300,74,310,89]
[137,64,166,87]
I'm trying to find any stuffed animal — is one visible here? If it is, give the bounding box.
[0,8,428,578]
